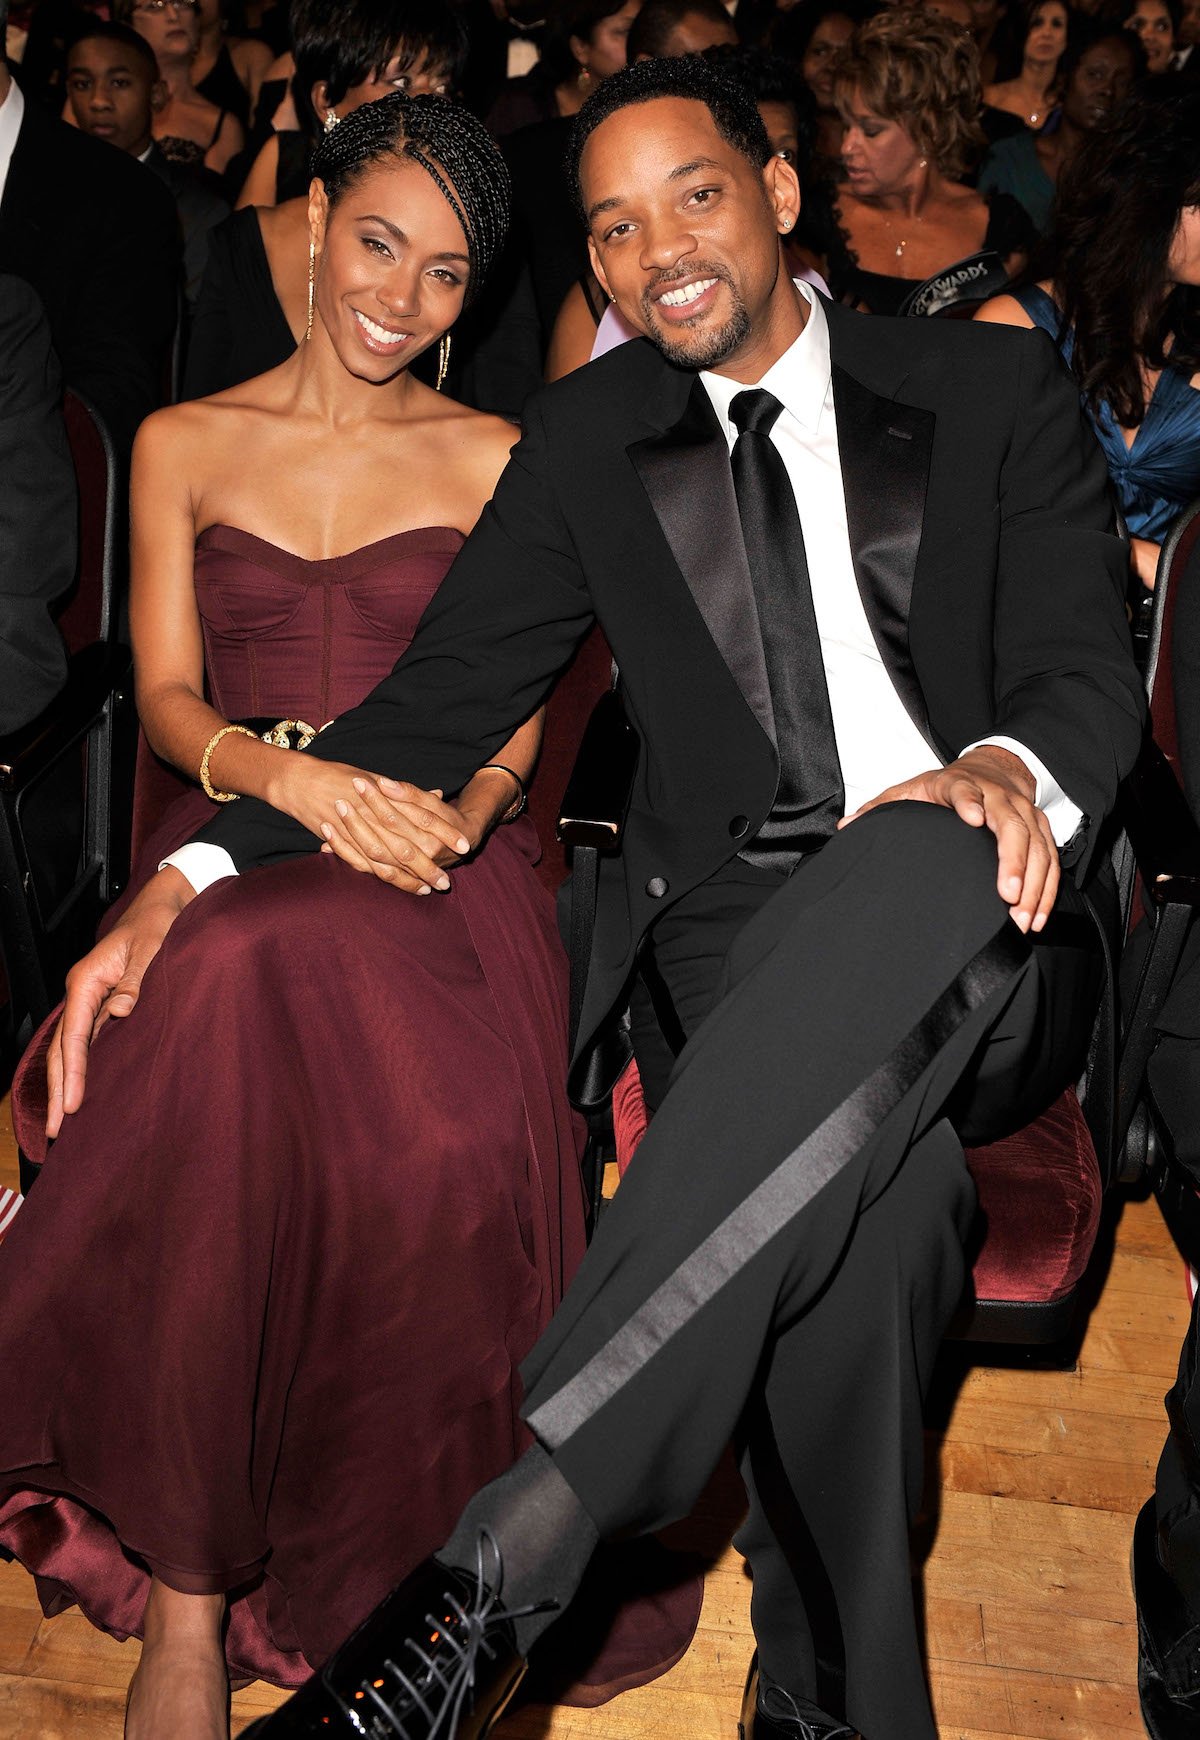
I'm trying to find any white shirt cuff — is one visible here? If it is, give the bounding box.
[160,841,238,895]
[960,736,1084,848]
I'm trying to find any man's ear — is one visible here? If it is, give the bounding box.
[587,234,613,304]
[763,151,802,235]
[150,77,169,114]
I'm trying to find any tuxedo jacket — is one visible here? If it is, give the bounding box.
[0,93,178,459]
[196,302,1146,1063]
[0,273,73,732]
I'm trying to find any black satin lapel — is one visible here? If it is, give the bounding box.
[832,363,936,749]
[628,378,776,748]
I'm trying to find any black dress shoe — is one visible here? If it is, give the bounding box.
[738,1653,859,1740]
[1132,1498,1200,1739]
[241,1533,547,1737]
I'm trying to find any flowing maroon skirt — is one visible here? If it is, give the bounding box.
[0,799,702,1692]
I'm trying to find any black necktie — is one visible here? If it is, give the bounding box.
[729,387,844,871]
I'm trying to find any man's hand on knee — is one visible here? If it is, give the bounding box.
[838,746,1059,936]
[47,866,196,1138]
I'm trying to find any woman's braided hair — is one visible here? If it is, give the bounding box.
[311,92,511,301]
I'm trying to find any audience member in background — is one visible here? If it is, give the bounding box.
[968,0,1008,78]
[237,0,465,208]
[458,0,549,118]
[0,0,179,461]
[625,0,737,59]
[545,42,823,374]
[0,276,73,735]
[976,77,1200,590]
[773,0,856,177]
[822,8,1035,314]
[486,0,641,135]
[1122,0,1180,69]
[187,0,466,395]
[119,0,245,179]
[982,0,1070,131]
[926,0,975,27]
[66,23,230,308]
[193,0,272,125]
[1174,0,1198,67]
[0,90,696,1739]
[978,21,1141,232]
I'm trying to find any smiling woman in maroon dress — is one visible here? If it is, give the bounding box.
[0,94,696,1738]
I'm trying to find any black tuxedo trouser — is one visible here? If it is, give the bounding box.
[479,803,1102,1738]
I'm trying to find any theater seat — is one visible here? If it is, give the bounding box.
[611,1058,1103,1345]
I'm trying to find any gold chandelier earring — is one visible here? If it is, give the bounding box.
[436,334,451,392]
[305,239,316,343]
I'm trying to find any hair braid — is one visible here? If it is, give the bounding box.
[311,92,511,299]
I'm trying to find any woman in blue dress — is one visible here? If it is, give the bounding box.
[976,75,1200,589]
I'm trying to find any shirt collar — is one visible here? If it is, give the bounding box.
[700,280,832,440]
[0,77,26,201]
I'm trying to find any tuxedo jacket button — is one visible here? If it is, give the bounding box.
[645,876,669,899]
[729,815,749,838]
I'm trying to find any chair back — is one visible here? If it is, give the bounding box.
[1145,499,1200,786]
[56,392,117,655]
[129,729,193,874]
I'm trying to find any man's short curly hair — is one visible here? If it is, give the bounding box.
[568,55,771,225]
[834,8,984,180]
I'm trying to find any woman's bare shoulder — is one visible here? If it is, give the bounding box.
[973,292,1035,327]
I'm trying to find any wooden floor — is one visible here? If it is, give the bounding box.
[0,1090,1182,1740]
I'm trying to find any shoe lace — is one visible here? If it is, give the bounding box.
[323,1530,557,1738]
[760,1681,857,1740]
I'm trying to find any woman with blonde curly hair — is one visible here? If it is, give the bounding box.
[822,7,1035,313]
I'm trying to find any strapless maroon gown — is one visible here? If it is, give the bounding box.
[0,528,701,1697]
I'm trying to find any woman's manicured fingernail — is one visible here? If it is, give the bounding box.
[353,778,368,794]
[456,836,470,853]
[417,884,431,895]
[380,777,401,793]
[321,822,332,839]
[435,874,451,891]
[335,800,349,817]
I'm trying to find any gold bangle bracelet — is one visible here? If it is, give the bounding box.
[200,724,260,802]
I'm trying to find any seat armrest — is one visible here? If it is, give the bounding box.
[1121,737,1200,910]
[0,643,132,795]
[557,689,639,852]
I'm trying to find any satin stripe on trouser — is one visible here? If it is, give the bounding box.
[508,803,1100,1740]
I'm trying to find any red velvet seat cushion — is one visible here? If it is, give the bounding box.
[611,1061,1101,1308]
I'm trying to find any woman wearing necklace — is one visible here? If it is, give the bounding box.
[121,0,246,180]
[976,77,1200,590]
[979,21,1143,234]
[822,8,1035,316]
[982,0,1072,132]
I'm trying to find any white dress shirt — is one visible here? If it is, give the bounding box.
[166,283,1080,897]
[698,282,1081,843]
[0,76,25,210]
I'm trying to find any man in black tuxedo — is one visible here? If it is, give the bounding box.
[0,0,178,461]
[0,274,74,734]
[52,56,1145,1740]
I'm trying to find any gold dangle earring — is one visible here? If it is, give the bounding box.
[436,333,451,392]
[305,239,316,343]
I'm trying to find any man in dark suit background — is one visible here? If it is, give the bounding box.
[0,0,178,461]
[52,57,1145,1740]
[0,273,74,733]
[64,22,229,313]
